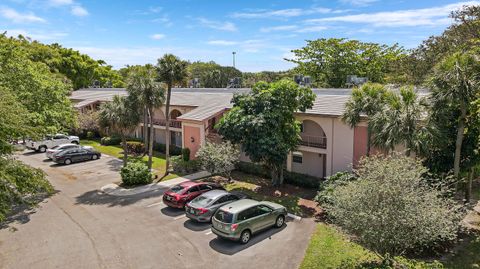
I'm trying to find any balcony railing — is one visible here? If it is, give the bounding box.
[299,134,327,149]
[147,118,182,129]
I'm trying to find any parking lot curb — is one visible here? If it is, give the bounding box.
[100,171,212,197]
[287,213,302,221]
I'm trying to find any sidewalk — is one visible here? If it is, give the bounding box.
[100,170,211,196]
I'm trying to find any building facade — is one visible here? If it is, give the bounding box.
[71,87,371,179]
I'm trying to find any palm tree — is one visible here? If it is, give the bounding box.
[99,95,141,166]
[342,83,391,156]
[370,86,432,156]
[156,54,188,177]
[430,51,480,179]
[127,65,165,169]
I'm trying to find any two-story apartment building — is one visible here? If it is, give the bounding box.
[71,87,372,179]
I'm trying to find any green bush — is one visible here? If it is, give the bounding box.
[182,148,190,161]
[325,155,462,256]
[316,172,357,205]
[235,161,321,189]
[0,158,54,222]
[86,131,95,139]
[100,136,121,146]
[153,142,181,155]
[171,156,200,174]
[120,161,152,186]
[125,141,145,156]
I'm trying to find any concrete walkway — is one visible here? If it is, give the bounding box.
[100,170,211,196]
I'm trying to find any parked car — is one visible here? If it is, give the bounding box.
[162,182,224,209]
[46,144,92,159]
[211,199,287,244]
[27,134,80,153]
[52,147,101,165]
[185,190,247,222]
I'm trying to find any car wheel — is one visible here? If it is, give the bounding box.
[64,158,72,165]
[275,215,285,228]
[240,230,251,244]
[91,154,98,160]
[39,146,47,153]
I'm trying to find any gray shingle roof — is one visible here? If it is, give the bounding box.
[70,87,356,121]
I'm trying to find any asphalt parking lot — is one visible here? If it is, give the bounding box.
[0,151,316,269]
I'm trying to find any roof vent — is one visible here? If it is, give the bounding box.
[189,78,200,88]
[294,74,311,87]
[227,77,241,88]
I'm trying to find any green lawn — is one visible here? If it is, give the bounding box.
[300,223,377,269]
[81,139,180,181]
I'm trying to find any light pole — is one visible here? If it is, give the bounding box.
[232,51,236,68]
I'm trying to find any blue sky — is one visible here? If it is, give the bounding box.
[1,0,478,71]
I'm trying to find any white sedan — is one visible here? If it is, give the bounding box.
[46,144,92,159]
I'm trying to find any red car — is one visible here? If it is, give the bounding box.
[162,181,224,209]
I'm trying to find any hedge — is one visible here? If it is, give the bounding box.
[120,161,152,186]
[171,156,200,174]
[153,142,182,156]
[125,141,145,156]
[100,136,121,146]
[235,161,321,189]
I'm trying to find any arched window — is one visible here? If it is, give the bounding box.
[170,109,182,119]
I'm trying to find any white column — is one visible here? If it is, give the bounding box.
[286,152,292,172]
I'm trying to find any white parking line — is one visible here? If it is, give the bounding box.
[205,231,213,235]
[145,202,164,208]
[173,215,186,220]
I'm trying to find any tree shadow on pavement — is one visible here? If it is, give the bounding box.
[75,187,168,208]
[0,192,55,231]
[209,224,287,255]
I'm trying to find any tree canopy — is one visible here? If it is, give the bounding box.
[187,61,242,88]
[287,38,405,88]
[217,80,315,185]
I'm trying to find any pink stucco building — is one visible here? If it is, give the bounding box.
[71,87,372,179]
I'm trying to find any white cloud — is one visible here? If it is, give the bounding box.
[295,25,328,33]
[4,29,67,41]
[150,33,165,40]
[232,7,333,19]
[48,0,74,6]
[71,5,88,16]
[207,40,238,46]
[197,18,237,31]
[0,7,46,23]
[306,1,480,27]
[339,0,378,7]
[260,25,297,32]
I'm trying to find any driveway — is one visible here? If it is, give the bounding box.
[0,151,315,269]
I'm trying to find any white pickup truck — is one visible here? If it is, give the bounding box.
[26,134,80,153]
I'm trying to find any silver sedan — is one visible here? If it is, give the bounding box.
[185,190,247,222]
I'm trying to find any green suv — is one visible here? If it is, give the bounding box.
[211,199,287,244]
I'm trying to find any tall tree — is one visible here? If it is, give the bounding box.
[127,65,165,169]
[99,95,141,166]
[342,83,392,156]
[429,50,480,179]
[156,54,188,177]
[287,38,404,87]
[370,86,432,156]
[218,80,316,185]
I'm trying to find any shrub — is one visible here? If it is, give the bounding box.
[171,156,200,174]
[0,158,54,222]
[153,142,182,156]
[283,170,321,189]
[86,131,95,139]
[182,148,190,161]
[316,172,357,205]
[120,161,152,186]
[125,141,145,156]
[235,161,321,188]
[100,136,121,146]
[196,141,239,178]
[325,155,463,256]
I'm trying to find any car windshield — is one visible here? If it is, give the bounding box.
[191,196,213,207]
[169,185,185,194]
[214,210,234,223]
